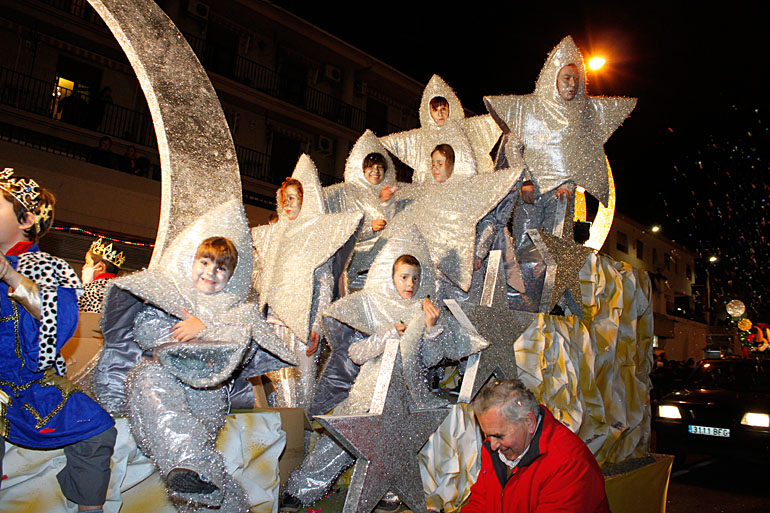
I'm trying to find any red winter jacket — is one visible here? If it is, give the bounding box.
[462,406,610,513]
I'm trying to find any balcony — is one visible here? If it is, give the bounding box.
[1,66,156,149]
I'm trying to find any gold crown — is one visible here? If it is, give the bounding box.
[0,168,51,234]
[89,238,126,268]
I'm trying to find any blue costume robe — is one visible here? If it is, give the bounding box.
[1,244,113,449]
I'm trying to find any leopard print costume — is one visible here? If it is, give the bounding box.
[16,251,83,373]
[78,278,111,313]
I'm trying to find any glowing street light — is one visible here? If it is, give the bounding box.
[588,57,606,70]
[709,255,718,263]
[651,225,661,233]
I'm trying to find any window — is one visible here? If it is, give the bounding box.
[636,240,644,260]
[686,264,692,280]
[616,232,628,253]
[664,253,672,271]
[652,247,658,265]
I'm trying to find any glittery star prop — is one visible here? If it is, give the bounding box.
[252,154,363,343]
[380,75,501,183]
[527,229,594,317]
[484,36,636,206]
[316,345,448,513]
[446,251,535,402]
[356,160,525,292]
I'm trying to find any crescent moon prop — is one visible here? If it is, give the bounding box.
[87,0,241,267]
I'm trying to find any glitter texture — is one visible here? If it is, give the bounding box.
[324,130,398,285]
[450,251,535,402]
[484,35,636,207]
[380,75,501,183]
[358,160,525,293]
[252,155,363,344]
[87,0,242,267]
[528,229,595,317]
[316,354,448,513]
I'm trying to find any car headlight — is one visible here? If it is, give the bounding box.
[741,412,770,427]
[658,405,682,419]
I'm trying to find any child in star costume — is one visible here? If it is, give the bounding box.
[324,130,398,291]
[281,228,487,510]
[94,200,296,513]
[0,168,116,512]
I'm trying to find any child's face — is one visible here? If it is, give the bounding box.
[556,65,579,101]
[363,163,385,185]
[393,262,420,299]
[431,151,453,183]
[0,196,30,251]
[283,185,302,221]
[191,256,232,294]
[430,103,449,126]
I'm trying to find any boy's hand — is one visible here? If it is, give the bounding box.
[0,253,22,290]
[473,257,483,271]
[170,309,206,342]
[423,298,440,330]
[372,219,387,232]
[555,187,572,201]
[521,183,535,204]
[394,323,407,336]
[379,185,397,202]
[307,330,321,356]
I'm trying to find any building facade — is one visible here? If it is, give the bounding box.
[0,0,425,269]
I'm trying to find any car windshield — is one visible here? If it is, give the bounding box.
[687,360,770,391]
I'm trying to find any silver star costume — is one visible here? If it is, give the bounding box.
[484,36,636,251]
[380,75,501,183]
[324,130,398,290]
[253,154,363,411]
[286,227,487,505]
[95,200,296,512]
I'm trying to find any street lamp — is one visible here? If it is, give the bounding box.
[588,57,606,70]
[651,225,661,233]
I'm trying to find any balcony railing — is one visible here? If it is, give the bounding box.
[36,0,106,27]
[0,66,156,148]
[182,32,366,133]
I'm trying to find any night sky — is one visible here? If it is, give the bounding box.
[274,1,768,317]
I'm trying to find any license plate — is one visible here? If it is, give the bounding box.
[688,425,730,437]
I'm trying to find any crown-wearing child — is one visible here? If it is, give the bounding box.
[78,237,126,313]
[0,168,116,513]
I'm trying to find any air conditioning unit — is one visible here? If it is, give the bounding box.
[187,0,209,20]
[323,64,342,83]
[317,135,333,155]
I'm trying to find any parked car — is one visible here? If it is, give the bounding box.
[653,358,770,462]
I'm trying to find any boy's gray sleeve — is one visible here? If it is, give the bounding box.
[475,213,497,261]
[132,305,177,350]
[348,325,399,365]
[311,261,334,335]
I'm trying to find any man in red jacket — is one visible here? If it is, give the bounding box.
[463,379,610,513]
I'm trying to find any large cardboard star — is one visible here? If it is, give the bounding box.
[316,344,448,513]
[252,155,362,342]
[446,251,535,402]
[527,229,594,317]
[484,36,636,206]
